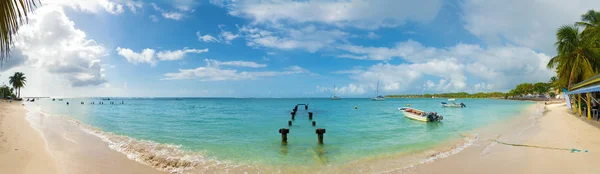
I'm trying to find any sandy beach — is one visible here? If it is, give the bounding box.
[407,103,600,174]
[0,101,59,174]
[0,101,165,174]
[2,101,600,174]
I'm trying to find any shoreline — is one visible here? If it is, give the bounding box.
[4,100,599,173]
[26,100,539,173]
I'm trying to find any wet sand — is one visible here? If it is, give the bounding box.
[406,103,600,174]
[0,101,165,174]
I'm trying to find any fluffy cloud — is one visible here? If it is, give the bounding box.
[239,25,349,52]
[461,0,600,54]
[156,48,209,61]
[116,47,208,66]
[333,40,554,94]
[116,47,157,66]
[11,6,109,87]
[163,59,307,81]
[215,0,442,29]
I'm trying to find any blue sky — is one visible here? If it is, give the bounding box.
[2,0,598,97]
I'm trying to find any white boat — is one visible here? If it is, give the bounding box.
[441,98,466,108]
[331,85,341,100]
[398,107,443,122]
[372,80,385,101]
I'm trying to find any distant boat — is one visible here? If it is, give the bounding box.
[371,80,385,101]
[441,98,466,108]
[331,85,341,100]
[398,107,443,122]
[102,98,110,100]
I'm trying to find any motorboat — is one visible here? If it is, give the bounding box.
[441,99,466,108]
[398,107,443,122]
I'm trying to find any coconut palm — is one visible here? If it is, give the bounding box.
[575,10,600,44]
[0,0,39,62]
[8,72,26,99]
[546,25,600,89]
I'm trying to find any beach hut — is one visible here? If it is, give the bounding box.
[565,73,600,120]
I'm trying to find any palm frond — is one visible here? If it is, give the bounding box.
[0,0,39,63]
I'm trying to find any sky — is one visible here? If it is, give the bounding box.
[1,0,598,98]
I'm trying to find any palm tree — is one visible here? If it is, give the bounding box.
[9,72,26,99]
[575,10,600,44]
[0,0,39,62]
[546,25,600,89]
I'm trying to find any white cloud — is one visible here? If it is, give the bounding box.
[205,59,267,68]
[116,47,209,65]
[163,59,307,81]
[151,2,186,21]
[239,25,349,52]
[215,0,443,29]
[196,32,219,42]
[337,40,435,61]
[162,12,184,20]
[220,31,239,44]
[11,5,108,87]
[125,1,143,13]
[333,40,554,94]
[44,0,125,14]
[156,48,209,61]
[116,47,157,66]
[461,0,600,54]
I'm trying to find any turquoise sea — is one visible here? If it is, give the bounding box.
[31,98,532,168]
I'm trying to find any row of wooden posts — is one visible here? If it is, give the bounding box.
[279,104,326,144]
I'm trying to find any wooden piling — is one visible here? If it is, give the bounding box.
[308,112,313,120]
[279,128,289,144]
[312,121,316,126]
[316,128,326,144]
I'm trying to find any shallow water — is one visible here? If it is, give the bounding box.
[32,98,533,168]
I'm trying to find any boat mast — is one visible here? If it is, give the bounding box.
[333,85,336,97]
[376,80,379,96]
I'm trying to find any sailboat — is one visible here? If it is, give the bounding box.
[372,80,385,101]
[331,85,341,100]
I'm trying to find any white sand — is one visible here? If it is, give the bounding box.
[0,101,60,174]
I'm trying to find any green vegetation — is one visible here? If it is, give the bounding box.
[0,85,15,98]
[547,10,600,90]
[386,92,506,99]
[8,72,26,99]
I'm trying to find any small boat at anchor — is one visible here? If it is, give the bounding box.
[441,98,466,108]
[398,107,443,122]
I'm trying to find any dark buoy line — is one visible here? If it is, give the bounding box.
[308,112,313,120]
[312,121,316,126]
[66,102,69,105]
[316,128,326,144]
[288,121,292,126]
